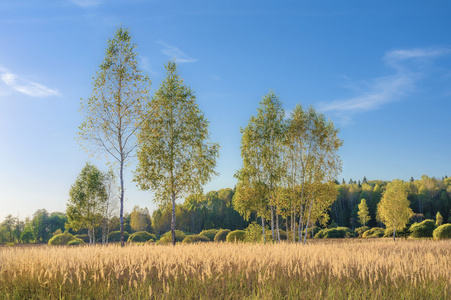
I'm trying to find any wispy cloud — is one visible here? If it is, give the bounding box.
[70,0,102,7]
[158,41,197,63]
[318,47,450,123]
[0,67,60,98]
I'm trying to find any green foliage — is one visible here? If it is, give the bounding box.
[214,229,231,242]
[302,226,321,238]
[357,199,371,226]
[226,230,245,242]
[199,229,220,241]
[383,228,399,238]
[355,226,370,238]
[163,230,186,243]
[130,205,152,233]
[278,230,288,240]
[134,61,219,246]
[314,227,354,239]
[433,224,451,239]
[244,222,272,243]
[436,211,443,226]
[20,227,34,244]
[75,234,89,243]
[108,231,130,242]
[52,229,63,236]
[362,227,385,238]
[409,219,436,238]
[67,239,85,246]
[127,231,156,243]
[48,233,77,246]
[182,235,210,244]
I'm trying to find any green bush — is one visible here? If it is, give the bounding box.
[323,228,347,238]
[244,222,272,243]
[67,238,85,246]
[199,229,220,241]
[433,224,451,239]
[303,226,321,238]
[182,235,210,244]
[355,226,370,238]
[226,230,245,242]
[128,231,156,243]
[108,231,130,242]
[362,227,384,238]
[314,229,326,239]
[156,236,172,245]
[214,229,231,242]
[75,234,89,243]
[278,230,288,240]
[314,227,354,239]
[410,219,436,238]
[163,230,186,242]
[48,233,77,245]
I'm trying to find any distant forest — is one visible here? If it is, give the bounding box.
[1,175,450,244]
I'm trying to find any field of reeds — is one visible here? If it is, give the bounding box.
[1,239,450,299]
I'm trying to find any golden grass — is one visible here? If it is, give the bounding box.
[1,239,450,299]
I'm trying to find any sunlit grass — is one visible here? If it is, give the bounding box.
[1,239,450,299]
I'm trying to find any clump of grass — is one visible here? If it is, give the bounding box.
[0,239,450,299]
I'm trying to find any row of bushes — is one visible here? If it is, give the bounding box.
[49,221,451,246]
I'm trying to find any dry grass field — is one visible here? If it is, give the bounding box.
[1,239,450,299]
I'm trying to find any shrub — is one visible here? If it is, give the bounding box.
[303,226,321,238]
[128,231,156,243]
[214,229,231,242]
[199,229,220,241]
[162,230,186,242]
[75,234,89,243]
[433,224,451,239]
[156,236,172,245]
[323,228,347,239]
[362,227,384,238]
[355,226,370,238]
[48,233,77,245]
[52,229,63,236]
[315,227,354,239]
[67,239,84,246]
[226,230,245,242]
[244,222,272,243]
[108,231,130,242]
[182,235,210,244]
[278,230,288,240]
[409,219,436,238]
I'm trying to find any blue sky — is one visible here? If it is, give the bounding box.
[1,1,450,221]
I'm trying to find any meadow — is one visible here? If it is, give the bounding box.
[1,239,450,299]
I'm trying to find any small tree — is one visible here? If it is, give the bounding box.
[377,179,413,241]
[134,61,219,246]
[357,199,371,226]
[436,211,444,226]
[67,163,107,245]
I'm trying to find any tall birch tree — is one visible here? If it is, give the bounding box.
[377,179,413,241]
[78,28,151,246]
[134,61,219,246]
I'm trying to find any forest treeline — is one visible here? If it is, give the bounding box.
[1,175,450,245]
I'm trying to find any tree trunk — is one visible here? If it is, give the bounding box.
[393,225,396,241]
[270,205,275,240]
[298,205,303,243]
[171,193,176,246]
[303,193,314,245]
[261,215,266,243]
[119,160,125,247]
[276,211,280,242]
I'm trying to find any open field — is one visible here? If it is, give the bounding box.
[1,239,450,299]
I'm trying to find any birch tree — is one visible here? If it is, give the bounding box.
[285,105,342,244]
[134,61,219,246]
[235,91,285,241]
[357,198,371,226]
[377,179,413,241]
[67,163,107,246]
[78,28,151,246]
